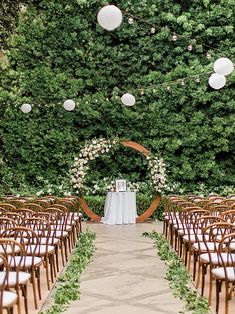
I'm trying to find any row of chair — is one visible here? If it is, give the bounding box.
[163,194,235,314]
[0,196,83,314]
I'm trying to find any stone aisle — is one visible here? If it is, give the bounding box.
[64,221,186,314]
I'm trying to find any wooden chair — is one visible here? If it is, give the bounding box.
[197,222,235,304]
[20,218,56,290]
[0,253,18,314]
[211,232,235,314]
[0,239,31,314]
[1,227,43,310]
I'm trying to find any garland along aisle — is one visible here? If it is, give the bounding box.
[40,230,96,314]
[143,231,209,314]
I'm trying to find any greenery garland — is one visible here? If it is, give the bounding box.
[143,231,209,314]
[40,229,96,314]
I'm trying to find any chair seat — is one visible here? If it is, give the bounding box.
[40,237,60,246]
[1,290,18,308]
[212,267,235,281]
[25,244,55,255]
[193,241,220,252]
[200,252,235,265]
[0,245,20,255]
[178,228,201,236]
[183,234,208,243]
[7,255,42,267]
[0,271,31,286]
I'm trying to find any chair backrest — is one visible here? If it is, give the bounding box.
[209,205,230,216]
[7,200,26,208]
[48,204,68,213]
[0,253,9,312]
[221,210,235,224]
[15,208,35,218]
[20,218,51,244]
[0,218,18,236]
[24,203,44,212]
[2,213,24,225]
[0,204,16,212]
[203,222,235,244]
[1,227,39,257]
[217,232,235,281]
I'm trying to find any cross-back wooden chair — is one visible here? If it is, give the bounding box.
[197,222,235,304]
[1,227,43,310]
[20,217,56,290]
[0,239,31,314]
[211,232,235,314]
[0,253,18,314]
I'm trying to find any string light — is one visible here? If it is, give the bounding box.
[206,51,212,59]
[128,17,134,24]
[172,33,177,42]
[188,44,193,51]
[150,27,156,34]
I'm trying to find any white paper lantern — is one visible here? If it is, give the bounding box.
[97,5,123,31]
[121,93,136,106]
[63,99,76,111]
[20,103,32,113]
[213,57,234,76]
[208,73,226,90]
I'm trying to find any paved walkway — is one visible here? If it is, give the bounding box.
[64,221,186,314]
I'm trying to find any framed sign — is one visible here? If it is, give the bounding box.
[116,179,127,192]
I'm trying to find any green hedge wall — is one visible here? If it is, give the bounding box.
[0,0,234,194]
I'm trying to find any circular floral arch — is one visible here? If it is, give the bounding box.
[71,139,165,222]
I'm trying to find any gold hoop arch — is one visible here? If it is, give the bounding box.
[78,140,161,222]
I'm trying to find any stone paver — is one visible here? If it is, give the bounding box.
[64,221,186,314]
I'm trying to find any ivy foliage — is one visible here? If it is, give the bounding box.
[143,231,209,313]
[0,0,234,193]
[40,229,96,314]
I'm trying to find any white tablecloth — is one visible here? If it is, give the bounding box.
[101,192,137,225]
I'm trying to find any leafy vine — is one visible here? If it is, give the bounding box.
[40,229,96,314]
[143,231,209,314]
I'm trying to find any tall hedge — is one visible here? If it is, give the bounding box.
[0,0,234,194]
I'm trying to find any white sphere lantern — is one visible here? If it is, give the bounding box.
[20,103,32,113]
[121,93,136,106]
[213,57,234,76]
[97,5,123,31]
[208,73,226,90]
[63,99,76,111]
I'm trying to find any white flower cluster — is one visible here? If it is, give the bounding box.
[146,155,166,193]
[70,138,115,194]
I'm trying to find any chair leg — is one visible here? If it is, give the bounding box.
[196,260,201,288]
[16,286,22,314]
[45,256,50,290]
[21,284,29,314]
[193,251,198,281]
[216,279,222,314]
[208,267,213,305]
[31,269,38,309]
[35,267,41,300]
[225,282,229,314]
[60,240,65,267]
[201,263,207,297]
[187,244,192,272]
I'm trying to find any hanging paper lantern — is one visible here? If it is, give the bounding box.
[63,99,76,111]
[121,93,136,106]
[97,5,123,31]
[208,73,226,90]
[20,103,32,113]
[213,57,234,76]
